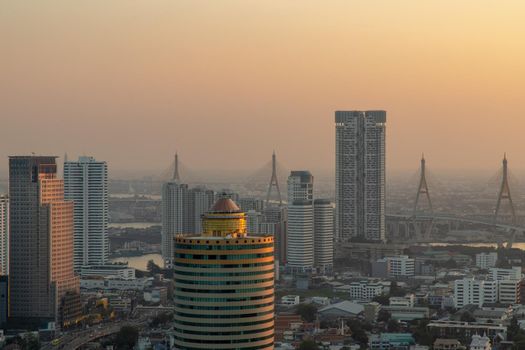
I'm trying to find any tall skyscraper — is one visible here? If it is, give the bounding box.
[64,156,109,271]
[0,195,8,276]
[188,187,214,234]
[173,196,275,350]
[335,110,386,242]
[161,181,189,266]
[264,205,287,265]
[287,171,314,271]
[314,199,334,272]
[9,156,80,326]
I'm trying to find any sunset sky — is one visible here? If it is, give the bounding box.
[1,1,525,177]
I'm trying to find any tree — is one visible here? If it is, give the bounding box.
[377,309,391,323]
[413,319,433,346]
[389,281,405,297]
[296,303,318,323]
[460,311,476,323]
[387,319,401,332]
[298,339,319,350]
[372,294,390,305]
[114,325,139,350]
[347,319,368,346]
[147,260,162,274]
[443,259,457,269]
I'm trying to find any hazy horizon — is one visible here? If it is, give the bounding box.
[2,1,525,178]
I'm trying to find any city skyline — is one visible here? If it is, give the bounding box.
[3,1,525,175]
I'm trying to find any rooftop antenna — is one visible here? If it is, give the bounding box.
[173,153,181,182]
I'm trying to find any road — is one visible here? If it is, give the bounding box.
[42,320,146,350]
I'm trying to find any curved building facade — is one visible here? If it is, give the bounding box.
[173,197,275,350]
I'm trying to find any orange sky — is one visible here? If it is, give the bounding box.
[1,1,525,177]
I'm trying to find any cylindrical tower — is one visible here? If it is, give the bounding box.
[314,199,334,272]
[173,197,275,350]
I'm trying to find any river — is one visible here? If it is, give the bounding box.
[110,253,163,270]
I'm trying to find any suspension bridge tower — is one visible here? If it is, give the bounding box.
[266,151,282,206]
[494,153,516,225]
[413,154,433,217]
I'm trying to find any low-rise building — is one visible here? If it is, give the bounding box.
[80,276,151,291]
[318,301,364,319]
[469,334,491,350]
[489,267,521,281]
[349,280,384,301]
[433,338,465,350]
[383,306,430,321]
[80,264,136,280]
[389,294,415,308]
[476,253,498,269]
[281,295,300,306]
[453,278,497,308]
[369,333,415,350]
[427,321,506,345]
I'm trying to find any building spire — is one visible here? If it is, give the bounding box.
[173,153,181,182]
[413,153,433,216]
[495,153,516,224]
[266,151,282,206]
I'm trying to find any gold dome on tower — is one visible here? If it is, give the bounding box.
[201,195,247,238]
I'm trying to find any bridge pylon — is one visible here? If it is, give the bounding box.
[494,153,517,225]
[266,151,282,206]
[413,154,433,217]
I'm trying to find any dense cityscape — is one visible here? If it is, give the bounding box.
[2,111,525,350]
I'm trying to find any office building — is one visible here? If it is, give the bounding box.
[335,110,386,242]
[238,197,265,212]
[187,187,214,234]
[476,252,498,269]
[453,278,498,308]
[64,156,108,270]
[313,199,334,271]
[247,209,264,234]
[173,197,274,350]
[0,195,8,276]
[264,205,287,265]
[9,156,80,326]
[287,171,314,271]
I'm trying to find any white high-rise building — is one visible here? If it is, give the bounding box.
[287,171,314,271]
[161,181,189,266]
[335,111,386,242]
[188,187,214,234]
[314,199,334,271]
[0,195,8,276]
[64,156,108,271]
[246,210,264,234]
